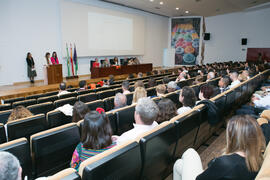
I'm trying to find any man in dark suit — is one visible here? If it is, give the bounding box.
[218,76,230,93]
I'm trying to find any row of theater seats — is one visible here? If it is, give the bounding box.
[0,69,268,179]
[0,73,178,112]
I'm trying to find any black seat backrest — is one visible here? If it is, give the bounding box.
[12,99,37,108]
[26,93,45,100]
[31,123,80,177]
[77,89,95,96]
[27,102,54,115]
[77,93,98,103]
[114,88,122,94]
[173,110,201,157]
[0,104,11,111]
[116,105,136,135]
[165,92,180,109]
[0,138,32,179]
[37,95,58,104]
[224,90,236,112]
[192,85,201,98]
[139,123,177,180]
[0,123,7,143]
[67,88,78,92]
[0,109,13,124]
[125,93,133,105]
[97,90,115,100]
[59,92,77,99]
[4,97,25,105]
[85,100,104,111]
[81,141,142,180]
[106,112,118,135]
[103,97,115,112]
[146,87,156,97]
[7,114,47,141]
[47,110,72,128]
[213,95,226,117]
[54,97,77,108]
[44,91,58,97]
[177,81,188,88]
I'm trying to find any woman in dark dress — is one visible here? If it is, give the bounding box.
[26,52,37,83]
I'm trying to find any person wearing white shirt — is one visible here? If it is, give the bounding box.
[229,71,241,89]
[177,86,196,115]
[176,72,186,82]
[57,82,71,97]
[252,93,270,109]
[116,97,159,144]
[242,70,250,80]
[122,80,131,95]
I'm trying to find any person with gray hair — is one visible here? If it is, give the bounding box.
[112,93,127,110]
[0,151,22,180]
[116,97,159,144]
[121,80,130,95]
[167,81,179,93]
[206,72,215,82]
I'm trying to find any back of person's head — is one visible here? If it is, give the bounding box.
[59,82,66,90]
[238,73,247,82]
[146,72,152,76]
[134,80,145,89]
[148,78,157,88]
[72,101,90,123]
[0,151,21,180]
[137,72,143,78]
[167,81,177,92]
[114,93,127,109]
[135,97,159,125]
[162,76,170,84]
[133,87,147,104]
[179,86,196,108]
[128,73,135,79]
[157,98,177,123]
[199,84,214,100]
[230,71,238,81]
[81,111,112,149]
[122,80,130,91]
[79,80,86,88]
[108,75,114,85]
[8,106,33,122]
[156,84,166,95]
[226,115,265,172]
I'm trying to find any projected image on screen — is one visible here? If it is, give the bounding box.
[88,12,133,51]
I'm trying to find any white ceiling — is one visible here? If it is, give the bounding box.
[100,0,270,17]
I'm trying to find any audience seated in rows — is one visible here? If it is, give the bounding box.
[198,84,214,102]
[155,84,166,98]
[132,87,147,104]
[134,80,144,89]
[167,81,179,93]
[77,80,87,91]
[57,82,70,96]
[72,101,90,123]
[137,72,143,78]
[177,86,196,115]
[102,79,109,87]
[174,115,266,180]
[229,71,241,89]
[8,105,33,123]
[116,97,159,144]
[257,110,270,145]
[193,75,204,85]
[156,98,177,124]
[148,78,157,88]
[127,73,135,80]
[175,72,186,82]
[108,75,114,85]
[112,93,127,111]
[206,71,215,82]
[121,81,130,95]
[0,151,22,180]
[162,76,170,84]
[218,76,230,93]
[71,111,116,171]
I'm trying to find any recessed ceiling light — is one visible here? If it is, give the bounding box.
[185,10,189,13]
[149,0,154,2]
[176,7,179,10]
[159,1,163,5]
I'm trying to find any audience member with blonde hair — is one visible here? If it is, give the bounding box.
[132,87,147,104]
[174,114,266,180]
[8,106,33,122]
[155,84,166,98]
[134,80,145,89]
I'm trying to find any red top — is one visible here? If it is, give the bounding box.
[51,57,59,65]
[93,62,100,68]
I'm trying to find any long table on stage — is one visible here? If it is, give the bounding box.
[91,64,153,78]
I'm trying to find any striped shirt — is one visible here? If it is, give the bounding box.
[70,141,116,171]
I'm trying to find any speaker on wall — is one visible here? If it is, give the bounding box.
[241,38,247,45]
[204,33,210,40]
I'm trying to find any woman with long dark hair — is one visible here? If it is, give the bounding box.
[26,52,37,83]
[70,111,116,171]
[51,51,59,64]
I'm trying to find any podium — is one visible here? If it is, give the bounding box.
[46,64,63,85]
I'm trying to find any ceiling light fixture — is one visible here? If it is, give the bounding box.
[159,1,163,5]
[185,10,189,13]
[176,7,179,10]
[149,0,154,2]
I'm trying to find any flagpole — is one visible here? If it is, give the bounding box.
[66,43,71,77]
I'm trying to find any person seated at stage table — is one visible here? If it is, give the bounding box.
[177,86,196,115]
[57,82,70,96]
[51,51,59,65]
[134,57,140,64]
[122,80,130,95]
[72,101,90,123]
[112,57,119,66]
[8,105,33,123]
[116,97,159,144]
[77,80,87,91]
[70,111,116,171]
[92,58,100,68]
[102,58,110,67]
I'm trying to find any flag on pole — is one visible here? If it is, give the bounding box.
[70,43,75,76]
[73,44,78,76]
[66,43,71,77]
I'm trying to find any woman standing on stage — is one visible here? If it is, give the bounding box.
[45,52,51,65]
[51,51,59,64]
[26,52,37,83]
